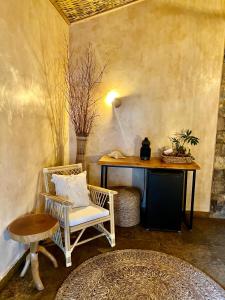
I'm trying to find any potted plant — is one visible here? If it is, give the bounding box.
[161,129,199,164]
[67,44,106,169]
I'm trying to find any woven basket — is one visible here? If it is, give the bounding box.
[112,187,140,227]
[76,136,88,170]
[161,154,193,164]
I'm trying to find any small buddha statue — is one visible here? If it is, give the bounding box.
[140,137,151,160]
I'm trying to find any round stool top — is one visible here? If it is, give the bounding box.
[112,186,140,203]
[8,213,59,244]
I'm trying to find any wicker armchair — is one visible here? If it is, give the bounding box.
[42,164,117,267]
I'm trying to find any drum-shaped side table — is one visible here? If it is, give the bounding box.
[8,213,59,291]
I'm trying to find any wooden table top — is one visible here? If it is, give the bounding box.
[98,156,200,171]
[8,213,59,244]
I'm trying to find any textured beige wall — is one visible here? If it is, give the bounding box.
[70,0,225,212]
[0,0,68,279]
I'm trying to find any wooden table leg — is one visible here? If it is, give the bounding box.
[19,244,57,290]
[20,253,30,277]
[38,245,58,268]
[30,242,44,291]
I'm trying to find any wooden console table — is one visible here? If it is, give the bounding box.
[98,156,200,230]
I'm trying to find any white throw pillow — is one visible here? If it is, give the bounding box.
[51,174,68,197]
[51,171,90,208]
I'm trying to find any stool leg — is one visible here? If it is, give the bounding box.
[30,242,44,291]
[20,253,30,277]
[38,245,58,268]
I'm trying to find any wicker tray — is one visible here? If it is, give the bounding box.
[161,154,193,164]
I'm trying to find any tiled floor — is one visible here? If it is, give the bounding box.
[1,217,225,299]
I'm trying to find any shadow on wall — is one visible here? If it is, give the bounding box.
[111,93,144,155]
[33,171,46,213]
[134,135,143,156]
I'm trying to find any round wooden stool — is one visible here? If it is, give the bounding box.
[8,213,59,291]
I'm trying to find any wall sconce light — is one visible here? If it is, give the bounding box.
[106,91,121,108]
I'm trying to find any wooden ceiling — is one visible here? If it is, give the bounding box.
[50,0,138,23]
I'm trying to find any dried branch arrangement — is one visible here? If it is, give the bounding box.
[67,44,106,137]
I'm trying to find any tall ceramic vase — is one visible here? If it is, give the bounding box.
[76,136,88,170]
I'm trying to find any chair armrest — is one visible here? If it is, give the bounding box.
[87,185,118,195]
[40,193,73,207]
[87,185,117,208]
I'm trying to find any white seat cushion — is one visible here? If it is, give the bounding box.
[68,204,109,226]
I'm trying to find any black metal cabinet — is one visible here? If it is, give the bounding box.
[143,170,184,231]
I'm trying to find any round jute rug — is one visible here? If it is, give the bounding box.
[55,249,225,300]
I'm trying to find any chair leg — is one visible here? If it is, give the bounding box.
[65,252,72,267]
[108,194,116,247]
[110,218,116,247]
[64,226,72,267]
[110,234,115,247]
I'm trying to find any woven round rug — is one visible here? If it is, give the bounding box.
[56,249,225,300]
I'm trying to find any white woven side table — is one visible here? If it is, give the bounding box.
[113,186,140,227]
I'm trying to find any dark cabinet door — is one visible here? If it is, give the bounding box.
[144,170,184,231]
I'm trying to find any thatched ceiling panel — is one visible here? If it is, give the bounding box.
[50,0,138,23]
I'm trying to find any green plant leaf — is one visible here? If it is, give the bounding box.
[169,129,199,157]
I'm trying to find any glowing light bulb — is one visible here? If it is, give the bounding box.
[106,91,119,105]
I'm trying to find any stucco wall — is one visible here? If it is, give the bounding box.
[70,0,225,212]
[0,0,68,280]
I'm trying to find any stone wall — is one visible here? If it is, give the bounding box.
[211,54,225,217]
